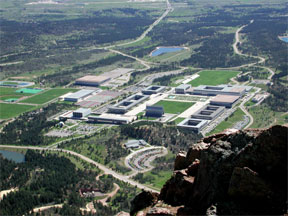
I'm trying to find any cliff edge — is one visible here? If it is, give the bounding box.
[130,125,287,215]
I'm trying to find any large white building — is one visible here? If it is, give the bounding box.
[64,89,95,102]
[191,85,248,96]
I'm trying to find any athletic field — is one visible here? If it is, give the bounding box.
[188,70,239,86]
[21,88,77,104]
[0,103,35,119]
[153,100,195,114]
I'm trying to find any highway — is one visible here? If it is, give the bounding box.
[0,145,160,193]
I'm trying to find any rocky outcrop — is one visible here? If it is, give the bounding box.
[131,125,288,215]
[130,191,159,216]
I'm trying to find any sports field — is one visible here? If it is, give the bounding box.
[0,87,30,100]
[0,103,35,119]
[21,88,77,104]
[16,88,43,94]
[153,100,195,114]
[188,70,240,86]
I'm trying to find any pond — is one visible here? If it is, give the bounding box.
[0,150,25,163]
[279,36,288,43]
[151,47,185,57]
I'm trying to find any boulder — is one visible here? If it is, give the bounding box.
[174,151,188,170]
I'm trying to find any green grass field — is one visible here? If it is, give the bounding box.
[21,88,77,104]
[0,103,36,119]
[0,87,31,100]
[188,70,240,87]
[173,117,185,124]
[153,100,195,114]
[207,108,246,135]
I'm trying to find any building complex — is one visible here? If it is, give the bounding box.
[109,94,149,114]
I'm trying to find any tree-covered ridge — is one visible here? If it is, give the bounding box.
[0,150,102,215]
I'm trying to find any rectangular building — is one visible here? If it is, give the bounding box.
[108,94,149,114]
[145,105,164,117]
[175,84,191,94]
[191,85,246,97]
[210,95,240,108]
[142,85,166,95]
[88,114,135,124]
[64,89,95,102]
[73,108,91,118]
[75,75,111,86]
[191,105,225,120]
[177,118,209,133]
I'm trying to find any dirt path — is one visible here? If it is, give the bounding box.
[0,188,18,201]
[32,204,63,213]
[98,183,120,206]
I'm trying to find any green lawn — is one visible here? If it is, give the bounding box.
[208,108,246,135]
[21,88,77,104]
[0,87,31,100]
[188,70,240,87]
[173,117,185,124]
[0,103,36,119]
[153,100,195,114]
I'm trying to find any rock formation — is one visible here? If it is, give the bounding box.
[130,125,288,215]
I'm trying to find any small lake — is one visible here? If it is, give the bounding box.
[0,150,25,163]
[279,36,288,43]
[151,47,185,57]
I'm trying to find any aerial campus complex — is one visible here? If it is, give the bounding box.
[1,68,259,136]
[47,73,253,135]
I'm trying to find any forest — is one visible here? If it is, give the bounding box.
[0,150,102,215]
[0,8,155,55]
[120,122,202,154]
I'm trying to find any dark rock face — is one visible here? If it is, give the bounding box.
[130,191,159,216]
[131,125,288,215]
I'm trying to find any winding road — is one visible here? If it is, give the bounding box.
[232,20,275,129]
[0,145,159,193]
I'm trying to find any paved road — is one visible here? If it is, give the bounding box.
[105,0,173,50]
[232,20,276,129]
[0,145,160,193]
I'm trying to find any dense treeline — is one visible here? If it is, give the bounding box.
[265,81,288,112]
[0,103,73,146]
[181,33,255,68]
[0,155,29,190]
[120,123,202,154]
[0,150,100,215]
[241,17,287,68]
[0,8,154,55]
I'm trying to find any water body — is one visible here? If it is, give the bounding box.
[151,47,185,57]
[279,36,288,43]
[0,150,25,163]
